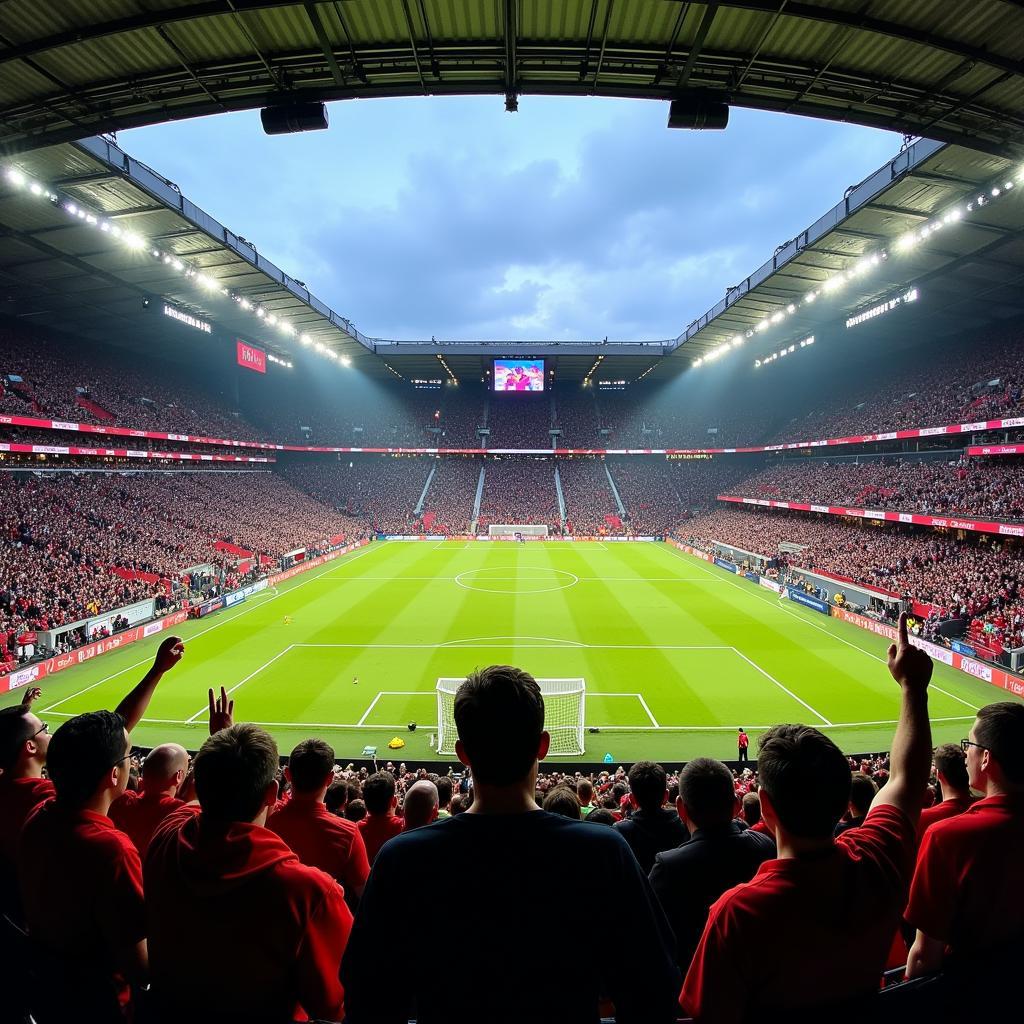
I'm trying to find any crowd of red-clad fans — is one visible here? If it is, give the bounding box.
[681,507,1024,654]
[477,457,560,530]
[0,472,365,668]
[557,458,622,535]
[1,631,1021,1023]
[739,457,1024,519]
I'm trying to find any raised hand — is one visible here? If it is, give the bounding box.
[20,686,42,707]
[208,686,235,735]
[887,612,933,692]
[154,636,185,674]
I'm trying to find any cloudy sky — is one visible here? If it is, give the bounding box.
[121,97,900,342]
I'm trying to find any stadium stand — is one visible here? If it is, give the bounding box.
[732,457,1024,519]
[486,391,553,448]
[477,457,559,530]
[419,457,481,534]
[557,458,622,535]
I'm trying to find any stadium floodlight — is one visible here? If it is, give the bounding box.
[123,232,145,249]
[4,167,26,187]
[260,101,329,136]
[804,291,817,302]
[29,182,43,196]
[300,334,312,345]
[770,311,784,324]
[754,359,761,367]
[341,355,352,367]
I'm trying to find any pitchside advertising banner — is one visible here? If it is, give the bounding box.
[0,542,368,695]
[784,586,831,615]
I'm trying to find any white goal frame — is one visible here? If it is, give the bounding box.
[488,524,550,537]
[435,676,586,756]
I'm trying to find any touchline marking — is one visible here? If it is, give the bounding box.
[636,693,661,728]
[314,575,719,582]
[356,692,385,727]
[185,646,296,723]
[39,543,383,719]
[662,546,982,713]
[291,641,732,650]
[731,647,833,726]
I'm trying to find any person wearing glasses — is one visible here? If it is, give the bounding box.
[6,635,184,1024]
[905,701,1024,983]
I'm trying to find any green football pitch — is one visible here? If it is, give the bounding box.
[8,540,1019,764]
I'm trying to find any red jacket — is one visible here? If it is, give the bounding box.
[145,807,352,1023]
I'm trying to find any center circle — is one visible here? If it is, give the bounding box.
[454,567,580,595]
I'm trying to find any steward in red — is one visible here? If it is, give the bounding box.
[144,717,352,1024]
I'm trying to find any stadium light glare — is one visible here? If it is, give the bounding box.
[29,182,43,196]
[754,359,761,367]
[770,311,784,324]
[804,291,817,302]
[895,232,918,251]
[755,319,769,332]
[300,334,312,345]
[731,335,743,347]
[786,304,796,314]
[4,167,26,187]
[342,355,352,367]
[123,232,144,250]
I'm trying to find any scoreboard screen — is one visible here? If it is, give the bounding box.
[493,358,544,392]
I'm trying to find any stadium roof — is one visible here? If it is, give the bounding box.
[1,2,1023,160]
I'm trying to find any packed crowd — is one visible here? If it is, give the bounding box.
[419,457,481,534]
[486,391,553,449]
[557,458,622,535]
[0,471,363,660]
[1,633,1019,1023]
[552,385,601,448]
[681,507,1024,652]
[739,458,1024,519]
[477,458,559,530]
[0,326,264,441]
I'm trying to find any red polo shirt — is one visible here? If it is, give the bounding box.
[268,799,369,896]
[916,795,976,839]
[145,806,352,1023]
[681,804,915,1023]
[109,789,185,855]
[357,812,403,864]
[0,776,54,915]
[18,800,145,1017]
[906,793,1024,957]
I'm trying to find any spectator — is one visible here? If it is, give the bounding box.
[649,758,775,974]
[834,772,878,836]
[357,770,403,864]
[17,710,146,1023]
[109,742,189,855]
[577,777,596,816]
[344,798,367,823]
[916,742,976,836]
[680,614,933,1021]
[324,780,350,816]
[435,775,454,818]
[401,780,439,831]
[542,785,582,819]
[905,702,1024,979]
[145,717,352,1023]
[585,807,618,826]
[614,761,690,874]
[341,664,681,1023]
[741,791,768,832]
[267,738,370,905]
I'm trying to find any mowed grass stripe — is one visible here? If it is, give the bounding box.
[6,540,1017,763]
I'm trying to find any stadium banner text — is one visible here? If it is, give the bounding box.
[717,495,1024,539]
[784,586,831,615]
[3,411,1024,458]
[0,441,273,463]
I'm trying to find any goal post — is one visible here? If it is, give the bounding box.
[488,524,549,537]
[435,676,586,756]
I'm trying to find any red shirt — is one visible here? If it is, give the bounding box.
[145,806,352,1023]
[18,800,145,1014]
[916,795,976,839]
[681,804,915,1022]
[109,789,185,855]
[0,776,54,917]
[267,799,370,896]
[906,793,1024,957]
[357,812,404,864]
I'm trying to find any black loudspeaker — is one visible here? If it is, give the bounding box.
[260,102,329,136]
[408,722,417,732]
[667,96,729,130]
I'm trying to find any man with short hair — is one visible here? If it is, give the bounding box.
[650,758,775,973]
[915,742,975,836]
[435,775,454,818]
[577,777,595,816]
[145,719,353,1023]
[905,702,1024,978]
[357,770,403,863]
[834,772,878,836]
[109,743,189,855]
[680,613,933,1022]
[342,664,680,1023]
[741,791,768,833]
[18,710,146,1023]
[267,738,369,904]
[402,780,439,831]
[614,761,690,874]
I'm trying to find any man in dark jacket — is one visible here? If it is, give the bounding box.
[614,761,689,873]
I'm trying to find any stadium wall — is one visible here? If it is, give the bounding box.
[0,539,370,695]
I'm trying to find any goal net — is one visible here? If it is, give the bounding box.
[488,524,549,537]
[435,677,586,756]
